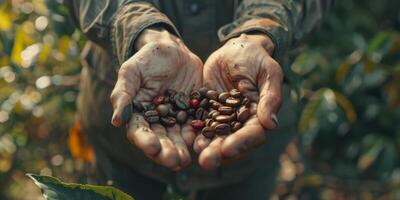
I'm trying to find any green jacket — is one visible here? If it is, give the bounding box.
[67,0,332,191]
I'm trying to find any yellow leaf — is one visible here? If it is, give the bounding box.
[11,26,36,65]
[58,36,71,56]
[333,91,357,122]
[68,121,95,163]
[0,2,13,31]
[39,43,51,62]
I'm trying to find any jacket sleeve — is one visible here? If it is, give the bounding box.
[66,0,180,66]
[218,0,334,63]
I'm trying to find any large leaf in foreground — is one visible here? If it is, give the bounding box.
[27,174,134,200]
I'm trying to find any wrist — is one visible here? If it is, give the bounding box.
[229,33,275,55]
[134,27,179,51]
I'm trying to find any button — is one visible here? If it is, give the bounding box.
[190,3,201,15]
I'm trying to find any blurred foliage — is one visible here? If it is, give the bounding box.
[0,0,399,199]
[292,0,400,199]
[0,0,84,199]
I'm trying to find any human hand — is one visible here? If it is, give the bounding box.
[111,28,202,170]
[194,33,283,169]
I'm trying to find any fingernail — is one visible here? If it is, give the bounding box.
[271,114,279,127]
[111,112,121,127]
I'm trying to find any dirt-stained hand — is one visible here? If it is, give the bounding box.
[111,28,202,171]
[194,33,283,170]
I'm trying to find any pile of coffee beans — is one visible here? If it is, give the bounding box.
[133,87,251,139]
[198,88,250,138]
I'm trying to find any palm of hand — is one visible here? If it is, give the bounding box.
[112,41,203,170]
[194,34,283,169]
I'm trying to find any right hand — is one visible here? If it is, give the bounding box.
[110,28,203,171]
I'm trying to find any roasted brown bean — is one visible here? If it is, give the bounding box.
[218,106,234,115]
[215,123,231,135]
[218,92,230,102]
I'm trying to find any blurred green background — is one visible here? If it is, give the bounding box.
[0,0,399,199]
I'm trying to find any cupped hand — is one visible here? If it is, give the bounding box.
[194,33,283,170]
[110,28,202,171]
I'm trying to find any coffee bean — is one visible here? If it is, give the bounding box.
[230,113,237,121]
[242,97,250,107]
[237,106,250,122]
[190,99,200,109]
[218,106,233,115]
[168,108,177,117]
[144,110,158,117]
[206,90,218,100]
[195,107,208,120]
[144,110,160,124]
[211,111,220,120]
[187,108,195,116]
[225,97,241,107]
[205,118,213,126]
[152,95,165,105]
[202,127,215,138]
[208,110,218,118]
[198,87,209,98]
[146,116,160,123]
[210,121,220,129]
[210,100,222,110]
[231,121,242,132]
[218,92,230,102]
[191,120,205,130]
[156,104,169,117]
[215,123,231,135]
[176,111,188,124]
[200,98,209,108]
[190,91,201,100]
[174,92,190,110]
[160,116,176,127]
[230,89,241,98]
[215,115,233,123]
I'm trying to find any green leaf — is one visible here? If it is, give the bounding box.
[367,32,393,62]
[27,174,134,200]
[357,135,385,171]
[298,89,325,133]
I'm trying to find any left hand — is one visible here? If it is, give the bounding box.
[194,33,283,170]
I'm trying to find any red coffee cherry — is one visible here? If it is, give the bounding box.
[152,95,165,106]
[190,99,200,109]
[191,120,205,130]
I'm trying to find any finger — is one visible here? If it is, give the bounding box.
[151,124,180,170]
[127,113,161,156]
[167,125,191,168]
[181,119,196,147]
[198,137,225,170]
[193,134,211,154]
[257,58,283,129]
[111,64,141,127]
[221,116,266,158]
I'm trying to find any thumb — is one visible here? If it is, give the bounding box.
[110,65,141,127]
[257,59,283,129]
